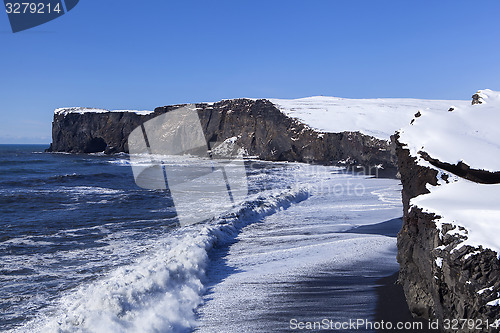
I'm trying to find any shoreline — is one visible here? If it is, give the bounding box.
[197,217,408,332]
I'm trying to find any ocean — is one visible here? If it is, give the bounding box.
[0,144,405,332]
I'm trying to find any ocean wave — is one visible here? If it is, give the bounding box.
[0,268,37,276]
[0,159,56,166]
[1,237,55,247]
[13,188,309,333]
[61,186,124,196]
[107,159,130,166]
[0,173,121,188]
[0,186,123,204]
[47,173,120,183]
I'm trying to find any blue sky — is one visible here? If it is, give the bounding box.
[1,0,500,143]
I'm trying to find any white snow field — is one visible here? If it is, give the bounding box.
[270,96,469,140]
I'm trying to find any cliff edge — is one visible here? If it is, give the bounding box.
[396,89,500,332]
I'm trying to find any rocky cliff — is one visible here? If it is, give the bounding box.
[47,98,395,168]
[396,90,500,332]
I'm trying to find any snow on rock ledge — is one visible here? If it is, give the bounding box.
[55,107,154,116]
[400,89,500,257]
[396,89,500,332]
[411,178,500,257]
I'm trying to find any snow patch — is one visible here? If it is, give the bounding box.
[487,298,500,307]
[463,250,482,260]
[435,257,443,268]
[478,286,494,295]
[411,179,500,256]
[55,107,154,116]
[211,136,246,157]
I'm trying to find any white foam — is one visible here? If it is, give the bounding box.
[62,186,123,196]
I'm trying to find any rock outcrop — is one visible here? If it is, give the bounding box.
[47,99,396,168]
[396,91,500,332]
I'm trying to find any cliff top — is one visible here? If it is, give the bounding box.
[399,89,500,172]
[270,96,469,140]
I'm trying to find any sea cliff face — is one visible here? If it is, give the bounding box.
[47,99,395,168]
[396,90,500,332]
[397,142,500,332]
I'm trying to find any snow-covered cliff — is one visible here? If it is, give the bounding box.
[396,89,500,332]
[48,96,468,170]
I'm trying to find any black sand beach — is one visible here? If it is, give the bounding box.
[197,217,435,332]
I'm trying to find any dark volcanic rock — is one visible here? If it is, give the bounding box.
[472,93,483,105]
[47,99,396,168]
[418,151,500,184]
[47,111,161,154]
[396,135,500,333]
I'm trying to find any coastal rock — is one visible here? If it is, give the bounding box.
[47,99,396,168]
[397,141,500,332]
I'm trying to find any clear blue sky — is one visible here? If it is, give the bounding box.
[1,0,499,143]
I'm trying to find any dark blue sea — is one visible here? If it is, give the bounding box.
[0,145,407,332]
[0,145,182,329]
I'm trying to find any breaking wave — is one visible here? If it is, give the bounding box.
[13,188,309,333]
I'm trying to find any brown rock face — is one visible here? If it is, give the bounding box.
[396,136,500,333]
[47,99,396,169]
